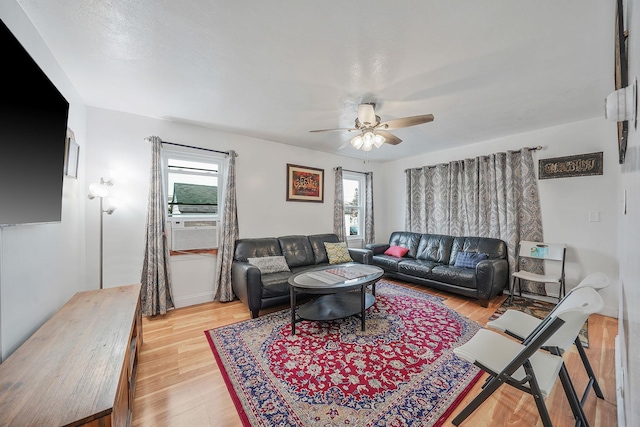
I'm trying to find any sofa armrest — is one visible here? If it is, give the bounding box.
[365,243,389,255]
[348,248,372,265]
[231,261,263,317]
[476,258,509,304]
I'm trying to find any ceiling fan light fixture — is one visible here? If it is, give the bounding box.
[350,135,364,149]
[373,133,386,148]
[310,103,434,152]
[363,131,375,145]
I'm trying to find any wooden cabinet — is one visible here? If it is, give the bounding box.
[0,284,142,427]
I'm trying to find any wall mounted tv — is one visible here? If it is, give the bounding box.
[0,18,69,226]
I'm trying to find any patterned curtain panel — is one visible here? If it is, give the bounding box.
[364,172,375,245]
[213,150,239,302]
[405,148,545,295]
[141,136,174,316]
[333,167,346,242]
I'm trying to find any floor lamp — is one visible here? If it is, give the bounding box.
[88,177,116,289]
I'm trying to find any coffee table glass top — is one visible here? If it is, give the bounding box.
[290,263,383,289]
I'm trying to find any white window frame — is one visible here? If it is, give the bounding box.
[162,147,225,223]
[343,172,365,244]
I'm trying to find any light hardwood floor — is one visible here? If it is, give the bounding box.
[132,281,617,426]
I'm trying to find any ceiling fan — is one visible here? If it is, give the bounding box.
[309,103,434,151]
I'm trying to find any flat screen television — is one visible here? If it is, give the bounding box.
[0,18,69,226]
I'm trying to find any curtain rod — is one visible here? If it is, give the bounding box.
[146,137,232,156]
[333,167,371,174]
[404,146,543,173]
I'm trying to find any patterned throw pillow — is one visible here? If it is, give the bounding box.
[454,251,489,269]
[323,242,354,265]
[384,245,410,258]
[247,256,291,274]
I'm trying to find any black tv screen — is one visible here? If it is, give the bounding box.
[0,18,69,226]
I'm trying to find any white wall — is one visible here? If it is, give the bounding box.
[0,3,87,359]
[379,117,620,317]
[85,107,384,305]
[618,0,640,424]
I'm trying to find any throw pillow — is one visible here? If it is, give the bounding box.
[384,245,410,258]
[454,251,489,269]
[323,242,354,265]
[247,256,291,274]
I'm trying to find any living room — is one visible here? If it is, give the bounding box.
[0,1,638,426]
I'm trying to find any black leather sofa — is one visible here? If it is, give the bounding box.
[366,231,508,307]
[232,233,372,318]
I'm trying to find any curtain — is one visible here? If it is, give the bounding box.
[333,167,346,242]
[405,148,544,295]
[141,136,174,316]
[364,172,375,245]
[213,150,239,302]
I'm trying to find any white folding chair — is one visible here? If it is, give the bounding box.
[488,272,610,405]
[510,241,566,304]
[452,286,604,427]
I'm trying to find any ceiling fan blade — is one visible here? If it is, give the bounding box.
[309,127,357,133]
[377,114,434,130]
[377,130,402,145]
[357,104,377,126]
[338,141,351,150]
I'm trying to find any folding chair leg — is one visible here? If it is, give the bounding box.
[452,375,504,426]
[509,276,522,305]
[557,363,590,427]
[575,337,605,401]
[509,276,516,305]
[522,361,554,427]
[518,277,522,298]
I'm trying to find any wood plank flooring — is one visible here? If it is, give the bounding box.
[132,281,617,426]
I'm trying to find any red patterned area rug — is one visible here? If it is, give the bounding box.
[205,281,483,426]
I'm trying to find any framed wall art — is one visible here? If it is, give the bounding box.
[286,164,324,202]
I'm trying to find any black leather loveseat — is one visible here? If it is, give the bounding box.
[232,233,371,318]
[366,231,508,307]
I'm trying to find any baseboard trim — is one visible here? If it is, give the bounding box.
[173,291,214,308]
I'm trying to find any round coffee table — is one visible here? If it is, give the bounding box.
[288,263,383,335]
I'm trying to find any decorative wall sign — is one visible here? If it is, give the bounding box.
[64,127,79,179]
[538,152,603,180]
[286,164,324,202]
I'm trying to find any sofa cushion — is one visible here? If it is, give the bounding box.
[388,231,422,259]
[372,254,404,272]
[430,265,477,289]
[397,259,441,280]
[234,238,282,262]
[416,234,454,263]
[261,271,294,298]
[384,245,409,257]
[453,251,488,269]
[308,233,340,264]
[247,256,291,274]
[450,236,507,265]
[324,242,353,264]
[279,235,315,268]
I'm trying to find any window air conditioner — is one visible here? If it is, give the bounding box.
[170,220,217,251]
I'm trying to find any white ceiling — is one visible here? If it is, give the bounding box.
[17,1,615,162]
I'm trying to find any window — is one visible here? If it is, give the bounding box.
[343,173,364,238]
[163,149,224,220]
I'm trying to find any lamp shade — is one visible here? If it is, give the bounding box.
[605,79,637,122]
[373,133,386,148]
[89,182,110,198]
[350,135,364,149]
